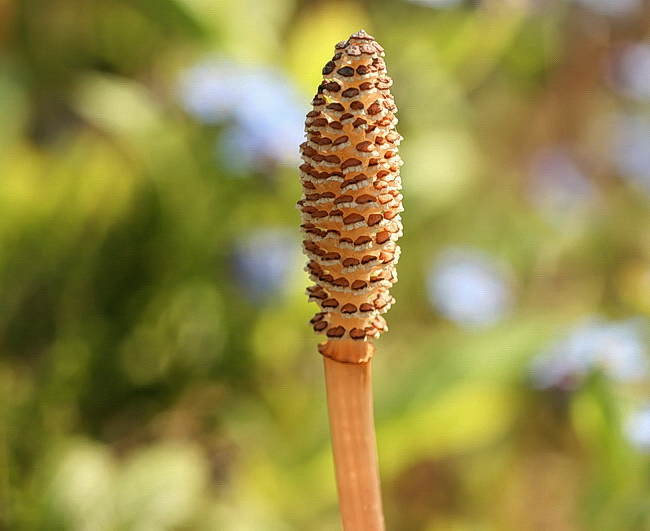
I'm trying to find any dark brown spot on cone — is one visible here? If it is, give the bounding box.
[376,231,391,244]
[342,87,360,98]
[356,141,374,152]
[342,257,360,267]
[351,280,368,290]
[367,214,383,226]
[341,158,362,170]
[343,213,364,225]
[335,194,354,204]
[322,61,336,75]
[322,298,339,308]
[326,326,346,338]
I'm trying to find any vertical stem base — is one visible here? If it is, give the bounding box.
[324,356,385,531]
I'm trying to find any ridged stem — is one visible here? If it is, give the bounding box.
[324,354,385,531]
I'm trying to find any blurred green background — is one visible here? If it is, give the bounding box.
[2,0,650,529]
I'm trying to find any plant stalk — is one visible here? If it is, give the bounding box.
[324,355,385,531]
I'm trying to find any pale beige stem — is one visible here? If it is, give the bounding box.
[324,355,385,531]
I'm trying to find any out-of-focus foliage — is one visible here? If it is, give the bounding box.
[2,0,650,529]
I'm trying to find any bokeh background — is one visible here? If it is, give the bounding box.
[2,0,650,529]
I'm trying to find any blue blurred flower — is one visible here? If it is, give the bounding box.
[179,60,244,124]
[527,145,597,227]
[427,247,514,329]
[615,43,650,101]
[573,0,642,17]
[231,228,300,305]
[179,58,305,172]
[530,317,650,390]
[614,114,650,191]
[624,405,650,451]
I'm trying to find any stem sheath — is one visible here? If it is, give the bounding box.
[324,355,385,531]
